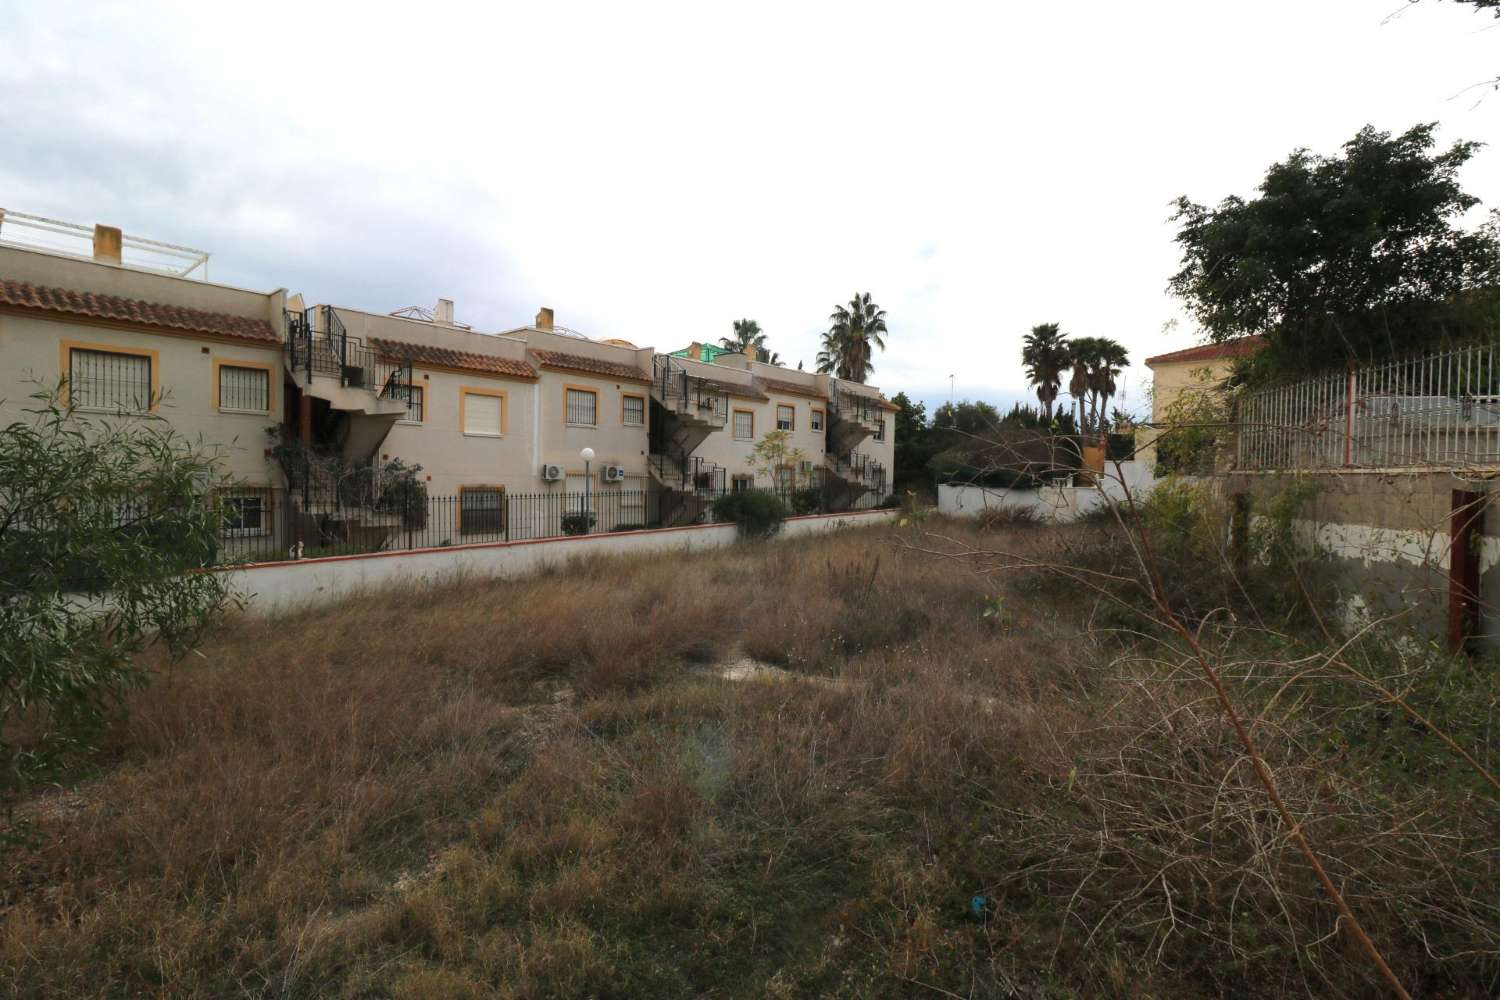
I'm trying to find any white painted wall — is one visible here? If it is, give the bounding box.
[938,461,1155,523]
[218,508,900,614]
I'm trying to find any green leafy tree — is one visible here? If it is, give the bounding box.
[1170,123,1500,379]
[1021,323,1070,422]
[816,293,887,382]
[1,388,234,811]
[890,391,933,494]
[745,428,807,492]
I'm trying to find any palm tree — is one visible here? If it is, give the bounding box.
[720,319,782,365]
[1086,339,1130,436]
[1065,337,1097,434]
[816,293,887,383]
[1021,323,1069,423]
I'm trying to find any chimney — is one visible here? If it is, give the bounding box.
[535,306,554,331]
[688,342,702,361]
[433,298,454,327]
[742,342,757,361]
[93,224,123,265]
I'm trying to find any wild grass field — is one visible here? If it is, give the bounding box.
[2,511,1497,998]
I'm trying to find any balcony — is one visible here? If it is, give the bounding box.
[828,384,882,452]
[285,306,413,461]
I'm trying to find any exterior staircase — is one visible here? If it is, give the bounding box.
[285,307,413,462]
[648,354,730,525]
[827,382,882,455]
[823,450,884,510]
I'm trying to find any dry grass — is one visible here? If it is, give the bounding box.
[1,517,1496,997]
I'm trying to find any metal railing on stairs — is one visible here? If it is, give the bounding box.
[651,354,729,425]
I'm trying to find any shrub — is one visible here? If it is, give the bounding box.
[0,388,234,808]
[560,512,596,536]
[788,487,822,515]
[711,490,788,539]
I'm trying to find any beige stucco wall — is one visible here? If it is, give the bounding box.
[536,369,651,489]
[376,366,538,497]
[0,312,283,485]
[692,390,829,487]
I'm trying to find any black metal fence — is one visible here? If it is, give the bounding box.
[207,485,873,566]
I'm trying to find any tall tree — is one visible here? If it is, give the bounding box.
[1085,338,1130,434]
[1021,323,1070,422]
[720,319,782,365]
[1065,339,1096,435]
[1170,123,1500,379]
[816,293,887,383]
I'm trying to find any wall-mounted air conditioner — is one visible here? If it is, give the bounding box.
[540,463,564,481]
[602,465,628,483]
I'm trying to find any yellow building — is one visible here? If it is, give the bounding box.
[1139,337,1263,473]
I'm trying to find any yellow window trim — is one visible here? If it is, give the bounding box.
[811,406,825,429]
[459,385,508,436]
[59,339,161,412]
[456,483,505,536]
[562,383,601,426]
[776,403,796,431]
[620,391,647,427]
[211,358,276,414]
[732,407,755,440]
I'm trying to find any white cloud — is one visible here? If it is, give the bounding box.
[2,0,1497,413]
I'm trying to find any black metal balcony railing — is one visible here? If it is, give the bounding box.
[649,453,726,495]
[285,306,415,403]
[652,354,729,425]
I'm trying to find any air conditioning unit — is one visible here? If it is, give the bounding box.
[540,463,564,482]
[602,465,628,483]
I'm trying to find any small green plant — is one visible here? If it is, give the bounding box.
[712,490,788,539]
[789,487,822,515]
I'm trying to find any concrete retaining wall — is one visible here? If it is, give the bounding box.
[937,461,1156,523]
[217,508,900,614]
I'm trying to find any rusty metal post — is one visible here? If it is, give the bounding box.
[1447,489,1484,656]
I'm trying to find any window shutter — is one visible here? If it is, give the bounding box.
[464,393,502,435]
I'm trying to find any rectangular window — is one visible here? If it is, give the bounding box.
[459,486,505,537]
[622,394,645,426]
[811,408,824,432]
[566,387,599,426]
[462,389,504,436]
[216,363,270,413]
[875,418,887,442]
[401,384,424,423]
[69,347,153,411]
[220,488,270,537]
[732,475,752,493]
[776,404,795,431]
[775,466,794,493]
[733,409,754,440]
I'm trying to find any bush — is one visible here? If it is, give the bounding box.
[711,490,788,539]
[560,512,597,536]
[1,388,234,807]
[788,487,822,515]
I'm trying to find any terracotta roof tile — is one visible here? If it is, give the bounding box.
[1145,336,1264,367]
[369,337,537,379]
[0,278,278,344]
[530,349,650,382]
[757,376,827,400]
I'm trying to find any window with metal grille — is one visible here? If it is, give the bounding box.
[566,387,598,426]
[218,364,270,412]
[220,489,269,537]
[460,486,505,536]
[463,390,502,435]
[875,418,886,441]
[811,408,824,431]
[622,394,644,426]
[776,466,794,492]
[69,348,151,411]
[733,410,753,440]
[401,385,424,423]
[776,404,794,431]
[732,475,752,492]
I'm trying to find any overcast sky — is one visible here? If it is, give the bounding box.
[2,1,1497,413]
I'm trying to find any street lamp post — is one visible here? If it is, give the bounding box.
[580,447,595,534]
